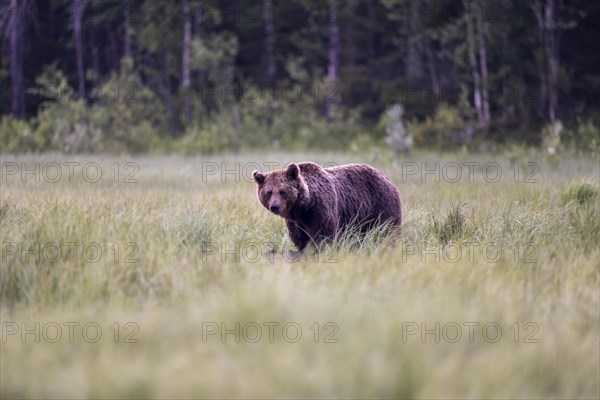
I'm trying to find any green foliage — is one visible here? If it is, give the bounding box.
[574,118,600,154]
[0,117,41,153]
[190,34,239,83]
[91,61,165,153]
[171,114,236,154]
[407,103,474,149]
[265,103,366,151]
[2,0,599,154]
[30,68,95,152]
[561,118,600,155]
[1,65,166,154]
[173,94,367,154]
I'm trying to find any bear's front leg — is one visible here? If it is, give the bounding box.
[285,220,310,252]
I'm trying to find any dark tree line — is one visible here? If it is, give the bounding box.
[1,0,599,148]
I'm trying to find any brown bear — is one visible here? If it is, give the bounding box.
[252,162,402,251]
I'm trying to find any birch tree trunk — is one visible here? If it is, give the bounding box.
[9,0,26,118]
[124,0,132,61]
[345,0,357,69]
[91,26,99,86]
[72,0,87,99]
[263,0,276,81]
[463,0,485,127]
[161,53,177,135]
[194,1,205,86]
[367,0,375,79]
[406,1,423,83]
[475,5,490,126]
[425,43,440,96]
[535,0,560,123]
[326,0,339,122]
[182,0,192,124]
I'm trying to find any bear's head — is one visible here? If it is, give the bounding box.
[252,163,308,218]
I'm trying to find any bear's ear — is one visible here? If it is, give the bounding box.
[286,163,300,180]
[252,170,265,185]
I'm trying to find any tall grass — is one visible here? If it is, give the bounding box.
[1,151,598,398]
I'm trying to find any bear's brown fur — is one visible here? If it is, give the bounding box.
[253,162,402,251]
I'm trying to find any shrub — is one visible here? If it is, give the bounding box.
[407,103,474,149]
[0,117,42,153]
[561,118,599,156]
[29,67,98,152]
[172,114,235,154]
[89,61,165,153]
[574,118,599,155]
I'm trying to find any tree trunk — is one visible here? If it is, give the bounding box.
[230,103,241,152]
[193,1,207,118]
[326,0,340,122]
[263,0,276,82]
[9,0,26,118]
[366,0,375,79]
[91,26,100,86]
[475,5,490,126]
[425,42,440,96]
[406,1,423,83]
[545,0,559,124]
[534,0,561,123]
[182,0,192,124]
[124,0,132,61]
[463,0,485,127]
[158,53,177,135]
[72,0,87,100]
[345,0,357,69]
[108,31,119,71]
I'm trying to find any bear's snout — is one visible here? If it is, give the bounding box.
[269,204,281,214]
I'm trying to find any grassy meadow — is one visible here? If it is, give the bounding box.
[1,150,599,399]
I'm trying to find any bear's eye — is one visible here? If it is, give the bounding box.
[266,190,272,197]
[279,190,286,198]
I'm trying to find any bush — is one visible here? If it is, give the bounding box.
[0,117,42,153]
[238,89,367,152]
[27,67,98,153]
[35,98,99,153]
[407,103,474,149]
[574,118,599,155]
[3,64,166,154]
[171,114,236,154]
[562,118,599,156]
[89,61,165,153]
